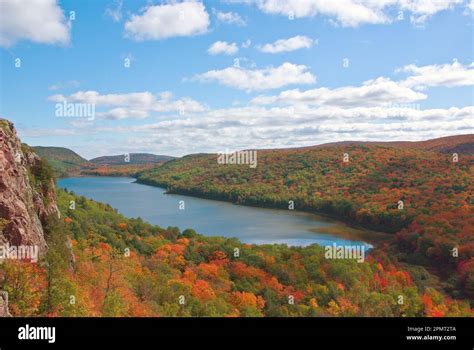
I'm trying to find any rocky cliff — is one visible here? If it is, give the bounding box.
[0,119,59,257]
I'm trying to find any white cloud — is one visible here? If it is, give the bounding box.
[250,60,474,107]
[49,91,155,107]
[398,60,474,89]
[230,0,464,27]
[0,0,70,47]
[469,0,474,10]
[251,77,427,107]
[252,0,390,26]
[215,10,246,25]
[257,35,314,53]
[191,62,316,92]
[207,41,239,55]
[70,105,471,156]
[48,90,207,120]
[124,1,209,41]
[38,57,473,156]
[397,0,463,25]
[98,108,149,120]
[38,88,473,156]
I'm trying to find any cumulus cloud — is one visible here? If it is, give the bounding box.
[249,0,390,26]
[40,58,473,156]
[98,108,149,120]
[207,41,239,55]
[257,35,314,53]
[64,105,471,156]
[38,96,473,156]
[229,0,464,27]
[48,90,207,120]
[397,0,463,25]
[124,1,210,41]
[250,60,473,107]
[191,62,316,92]
[0,0,70,47]
[251,77,427,107]
[398,61,474,89]
[214,10,246,25]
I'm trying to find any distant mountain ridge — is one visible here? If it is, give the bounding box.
[33,147,176,177]
[211,135,474,156]
[34,135,473,178]
[36,134,473,165]
[308,134,474,155]
[89,153,175,165]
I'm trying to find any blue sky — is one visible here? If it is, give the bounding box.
[0,0,473,158]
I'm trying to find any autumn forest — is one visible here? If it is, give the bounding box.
[1,127,473,317]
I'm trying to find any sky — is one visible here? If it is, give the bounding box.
[0,0,473,159]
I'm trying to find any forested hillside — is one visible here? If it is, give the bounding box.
[1,189,471,317]
[33,146,88,177]
[306,134,474,155]
[136,144,474,300]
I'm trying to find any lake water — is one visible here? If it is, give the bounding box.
[58,177,372,248]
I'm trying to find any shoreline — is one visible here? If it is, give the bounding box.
[57,175,462,301]
[59,175,390,248]
[134,177,396,245]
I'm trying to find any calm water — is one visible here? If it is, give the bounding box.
[58,177,372,248]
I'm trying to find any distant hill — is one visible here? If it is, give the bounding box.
[89,153,175,165]
[33,146,88,177]
[392,134,474,154]
[33,147,175,177]
[33,146,87,164]
[307,134,474,155]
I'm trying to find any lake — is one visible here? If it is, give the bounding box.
[58,177,373,249]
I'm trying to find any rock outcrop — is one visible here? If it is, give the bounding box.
[0,291,11,317]
[0,119,59,256]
